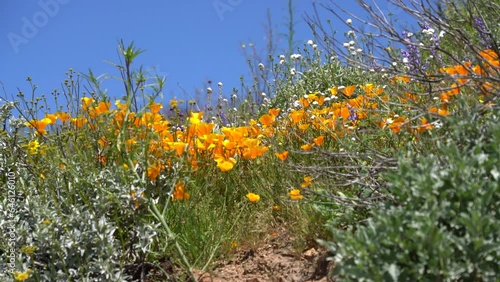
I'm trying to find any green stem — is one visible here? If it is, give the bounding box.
[149,201,197,282]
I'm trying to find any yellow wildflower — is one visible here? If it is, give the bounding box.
[169,99,178,109]
[13,270,32,281]
[21,245,37,255]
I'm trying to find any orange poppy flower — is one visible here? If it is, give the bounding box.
[275,151,289,161]
[246,193,260,203]
[268,108,281,117]
[259,114,275,127]
[341,85,357,97]
[214,154,236,172]
[289,189,303,200]
[313,135,325,146]
[173,181,190,201]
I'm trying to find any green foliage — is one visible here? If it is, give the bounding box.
[322,104,500,281]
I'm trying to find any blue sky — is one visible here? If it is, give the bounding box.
[0,1,410,112]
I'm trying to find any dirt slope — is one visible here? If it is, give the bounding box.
[192,229,334,282]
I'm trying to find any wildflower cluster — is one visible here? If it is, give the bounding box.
[3,2,498,276]
[473,16,492,49]
[401,30,422,73]
[19,48,497,211]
